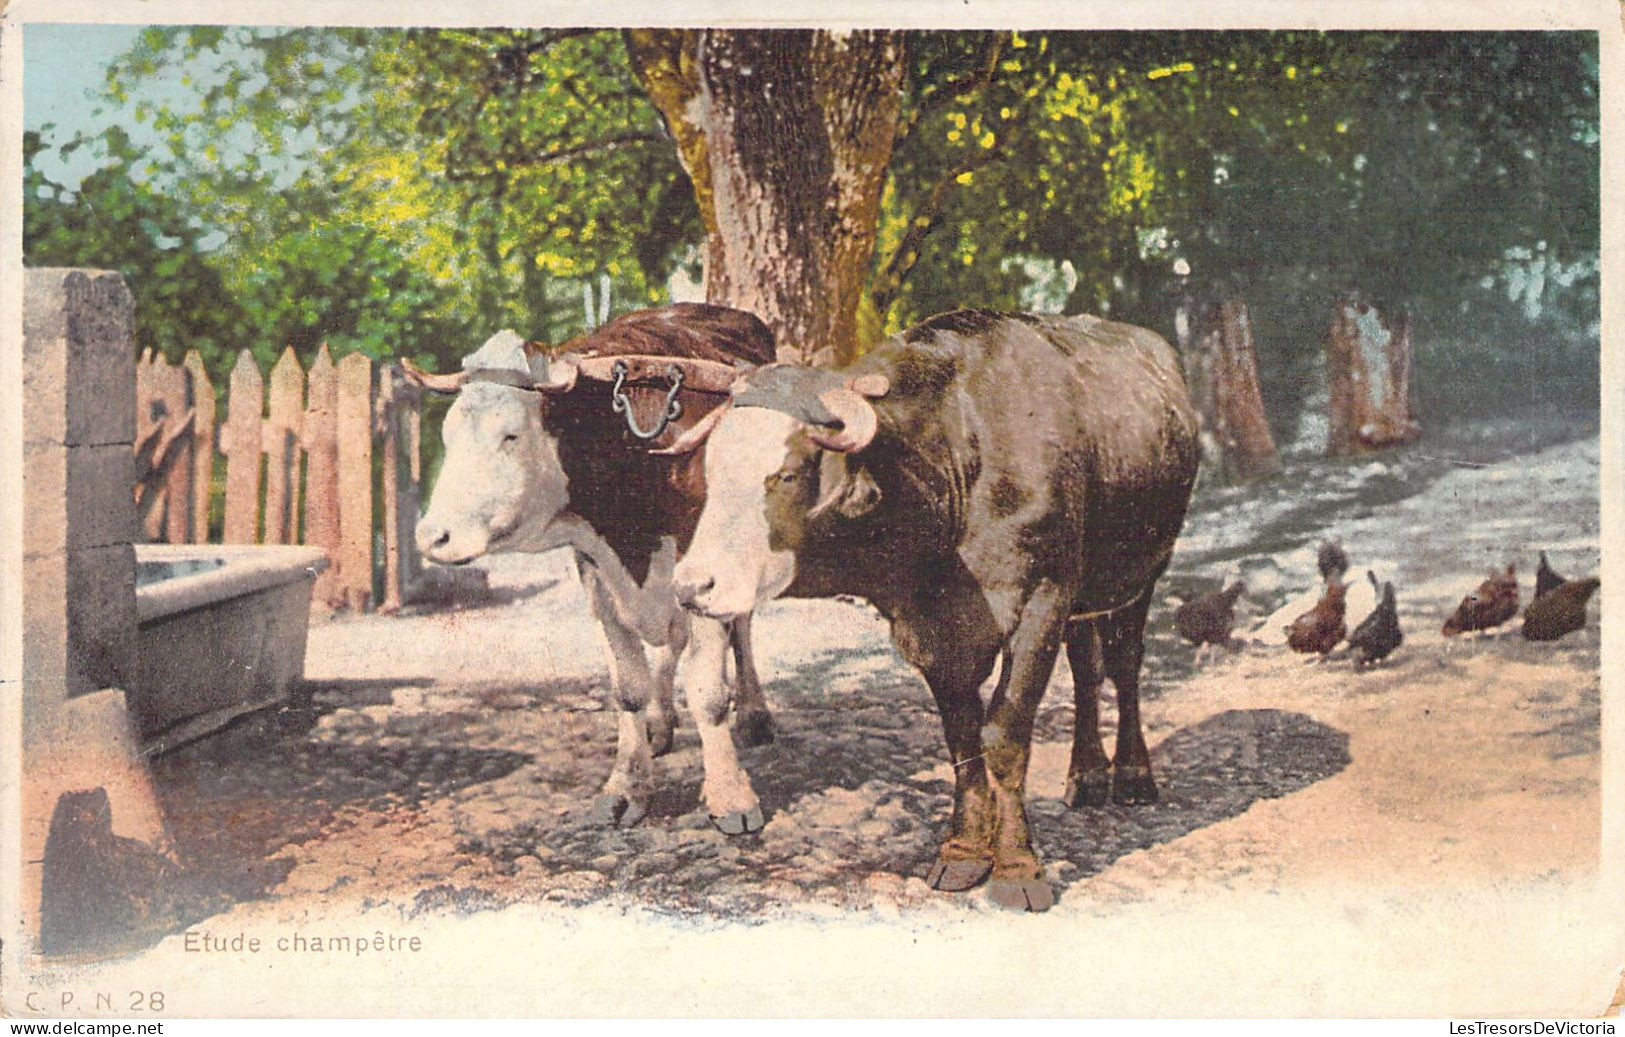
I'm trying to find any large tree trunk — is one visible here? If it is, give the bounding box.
[626,29,904,366]
[1176,295,1281,483]
[1325,293,1421,456]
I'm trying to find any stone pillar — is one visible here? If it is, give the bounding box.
[20,269,169,954]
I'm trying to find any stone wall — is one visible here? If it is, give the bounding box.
[20,268,168,955]
[22,269,138,696]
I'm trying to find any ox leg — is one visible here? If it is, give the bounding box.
[646,611,688,758]
[922,673,996,894]
[582,572,658,828]
[899,587,1001,894]
[908,613,1000,893]
[729,614,776,748]
[981,583,1068,913]
[1062,619,1112,808]
[685,618,763,835]
[1102,591,1159,805]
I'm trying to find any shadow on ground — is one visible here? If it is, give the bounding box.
[459,698,1349,917]
[94,670,1348,941]
[143,708,531,931]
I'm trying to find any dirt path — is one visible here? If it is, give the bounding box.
[139,437,1601,916]
[28,436,1605,1016]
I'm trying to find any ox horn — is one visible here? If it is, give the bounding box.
[400,357,468,394]
[649,399,732,456]
[525,344,580,394]
[807,375,889,453]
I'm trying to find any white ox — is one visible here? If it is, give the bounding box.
[411,325,772,834]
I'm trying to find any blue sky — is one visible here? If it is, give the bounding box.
[24,24,146,187]
[25,23,322,196]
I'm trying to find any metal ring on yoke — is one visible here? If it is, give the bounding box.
[611,360,685,440]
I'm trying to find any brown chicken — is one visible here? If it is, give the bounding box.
[1521,576,1599,641]
[1287,580,1348,656]
[1535,551,1566,600]
[1176,580,1246,650]
[1442,564,1519,637]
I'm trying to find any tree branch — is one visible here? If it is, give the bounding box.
[895,32,1006,146]
[875,56,1071,318]
[871,145,1005,317]
[510,28,602,59]
[505,131,665,168]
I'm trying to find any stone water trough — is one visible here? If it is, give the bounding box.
[131,543,328,753]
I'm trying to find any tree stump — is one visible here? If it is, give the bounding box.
[1325,294,1421,455]
[1177,295,1281,483]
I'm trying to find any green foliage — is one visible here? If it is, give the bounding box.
[877,30,1599,368]
[38,27,694,384]
[27,26,1597,403]
[24,128,251,370]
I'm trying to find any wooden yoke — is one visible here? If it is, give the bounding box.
[571,353,746,396]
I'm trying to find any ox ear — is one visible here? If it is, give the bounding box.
[808,451,881,523]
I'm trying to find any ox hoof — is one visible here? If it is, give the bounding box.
[925,857,993,893]
[1111,769,1159,805]
[1062,771,1111,809]
[734,708,776,748]
[593,793,648,828]
[987,877,1056,913]
[647,716,676,758]
[710,804,765,836]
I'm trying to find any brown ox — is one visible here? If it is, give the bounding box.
[667,309,1200,911]
[409,304,778,833]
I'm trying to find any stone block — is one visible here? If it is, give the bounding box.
[21,550,69,692]
[22,442,136,560]
[22,545,137,699]
[24,268,136,448]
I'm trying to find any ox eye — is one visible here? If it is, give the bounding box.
[501,433,520,445]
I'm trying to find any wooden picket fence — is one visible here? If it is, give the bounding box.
[134,345,424,613]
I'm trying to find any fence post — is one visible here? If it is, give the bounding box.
[379,366,423,612]
[264,348,305,544]
[302,344,341,608]
[133,351,162,540]
[221,349,264,543]
[134,352,195,544]
[336,352,375,611]
[182,350,215,543]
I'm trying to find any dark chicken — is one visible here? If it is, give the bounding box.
[1347,577,1402,666]
[1521,576,1599,642]
[1535,551,1566,600]
[1176,580,1246,650]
